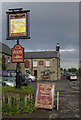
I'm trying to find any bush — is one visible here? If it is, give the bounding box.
[2,84,34,94]
[2,101,10,114]
[2,84,36,115]
[10,98,18,115]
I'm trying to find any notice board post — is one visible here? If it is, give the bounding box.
[6,8,30,88]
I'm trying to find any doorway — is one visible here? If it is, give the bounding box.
[34,70,37,78]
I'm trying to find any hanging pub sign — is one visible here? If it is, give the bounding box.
[12,44,24,63]
[6,8,30,40]
[35,83,55,109]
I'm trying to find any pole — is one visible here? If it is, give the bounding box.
[57,91,59,111]
[16,39,21,88]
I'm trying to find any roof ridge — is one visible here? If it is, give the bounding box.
[25,50,56,53]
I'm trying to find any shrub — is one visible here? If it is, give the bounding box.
[2,84,36,115]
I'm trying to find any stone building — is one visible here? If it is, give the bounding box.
[0,42,12,71]
[0,42,61,80]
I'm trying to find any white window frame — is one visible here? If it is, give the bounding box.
[33,61,38,67]
[45,60,50,67]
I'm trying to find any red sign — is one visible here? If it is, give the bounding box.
[24,60,30,68]
[35,83,55,109]
[12,44,24,63]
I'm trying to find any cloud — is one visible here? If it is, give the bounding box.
[25,48,76,52]
[1,0,80,2]
[60,49,75,52]
[60,61,79,69]
[24,49,55,52]
[2,2,79,69]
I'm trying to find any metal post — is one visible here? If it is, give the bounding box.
[57,91,59,111]
[16,39,21,88]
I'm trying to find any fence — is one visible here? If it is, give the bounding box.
[2,92,34,107]
[2,92,35,114]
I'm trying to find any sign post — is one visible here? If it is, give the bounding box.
[16,61,20,88]
[6,8,30,88]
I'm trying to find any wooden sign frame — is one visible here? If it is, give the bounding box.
[35,82,55,109]
[12,44,24,63]
[6,10,30,40]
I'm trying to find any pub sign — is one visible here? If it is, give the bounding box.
[12,44,24,63]
[35,83,55,109]
[6,9,30,40]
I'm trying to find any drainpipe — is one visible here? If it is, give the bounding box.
[31,56,33,75]
[56,43,60,80]
[57,58,58,80]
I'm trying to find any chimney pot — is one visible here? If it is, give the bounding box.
[56,43,60,51]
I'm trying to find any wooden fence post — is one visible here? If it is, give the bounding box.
[2,94,5,102]
[16,94,20,108]
[25,95,27,106]
[8,95,12,107]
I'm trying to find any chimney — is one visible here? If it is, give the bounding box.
[56,43,60,52]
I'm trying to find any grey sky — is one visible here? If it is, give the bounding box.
[2,2,79,69]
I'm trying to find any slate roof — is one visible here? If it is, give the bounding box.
[0,42,11,55]
[24,51,58,59]
[0,42,58,58]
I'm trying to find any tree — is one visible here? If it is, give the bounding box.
[79,68,81,75]
[68,68,77,73]
[60,68,63,71]
[64,69,66,72]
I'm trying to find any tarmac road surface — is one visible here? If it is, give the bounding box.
[2,76,80,119]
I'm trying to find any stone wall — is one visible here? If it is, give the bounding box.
[1,52,61,81]
[24,58,61,81]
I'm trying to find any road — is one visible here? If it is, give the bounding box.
[2,76,80,119]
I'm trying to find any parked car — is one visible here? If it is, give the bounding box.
[69,74,77,81]
[25,74,37,82]
[2,75,28,87]
[2,73,34,87]
[3,79,16,87]
[66,73,77,80]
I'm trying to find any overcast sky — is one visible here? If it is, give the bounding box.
[1,2,79,69]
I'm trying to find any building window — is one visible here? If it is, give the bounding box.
[33,61,37,67]
[8,57,10,63]
[39,60,43,65]
[45,61,50,67]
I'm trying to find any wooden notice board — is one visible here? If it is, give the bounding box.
[35,82,55,109]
